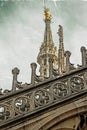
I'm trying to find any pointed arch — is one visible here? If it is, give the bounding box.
[37,105,87,130]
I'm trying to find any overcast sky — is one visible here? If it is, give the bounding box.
[0,0,87,90]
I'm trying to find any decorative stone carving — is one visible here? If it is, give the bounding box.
[0,68,87,126]
[34,89,51,107]
[0,105,10,121]
[51,82,69,99]
[70,76,84,92]
[14,97,30,113]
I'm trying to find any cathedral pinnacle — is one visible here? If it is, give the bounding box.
[57,25,65,74]
[37,8,58,79]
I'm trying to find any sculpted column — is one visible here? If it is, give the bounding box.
[65,51,71,72]
[12,67,19,91]
[49,56,53,78]
[31,63,37,84]
[81,46,87,66]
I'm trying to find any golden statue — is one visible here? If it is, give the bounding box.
[44,8,51,21]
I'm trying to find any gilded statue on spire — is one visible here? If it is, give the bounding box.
[44,8,51,21]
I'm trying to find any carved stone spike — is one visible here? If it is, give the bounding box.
[49,56,53,78]
[81,46,86,66]
[57,25,65,74]
[12,67,20,91]
[58,25,63,44]
[31,63,37,84]
[65,51,71,72]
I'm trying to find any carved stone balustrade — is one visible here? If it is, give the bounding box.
[0,66,87,129]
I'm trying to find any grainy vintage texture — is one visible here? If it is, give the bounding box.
[0,7,87,130]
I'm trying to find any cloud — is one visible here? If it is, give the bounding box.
[0,1,44,90]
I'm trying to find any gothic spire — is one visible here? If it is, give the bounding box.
[37,9,58,79]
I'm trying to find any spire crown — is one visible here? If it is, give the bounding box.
[44,8,51,21]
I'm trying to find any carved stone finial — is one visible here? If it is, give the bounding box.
[49,56,53,78]
[58,25,64,44]
[31,63,37,84]
[12,67,19,75]
[65,51,71,57]
[81,46,87,66]
[65,51,71,72]
[81,46,86,52]
[12,67,20,91]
